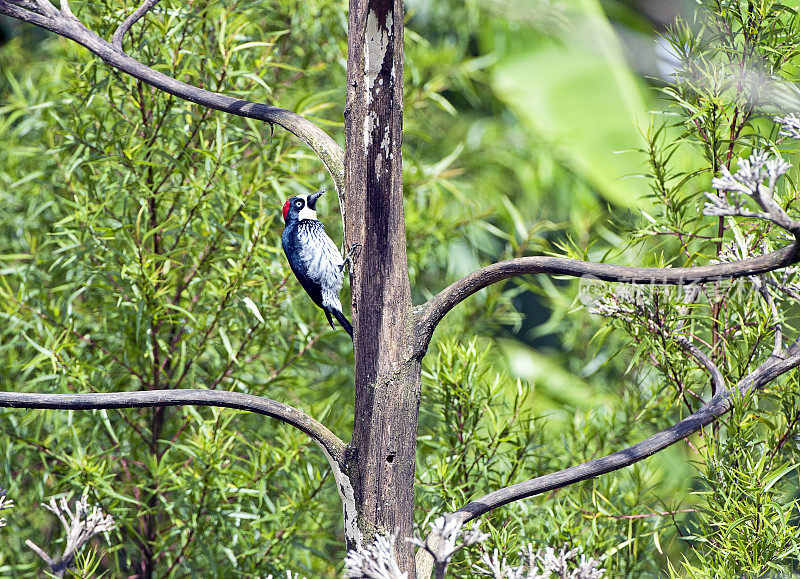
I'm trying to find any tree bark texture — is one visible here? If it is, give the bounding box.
[344,0,421,572]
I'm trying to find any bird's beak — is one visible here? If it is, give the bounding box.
[307,189,326,209]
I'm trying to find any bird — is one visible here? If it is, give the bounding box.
[281,189,353,339]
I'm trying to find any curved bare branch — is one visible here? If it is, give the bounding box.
[1,1,40,20]
[0,389,347,466]
[413,242,800,356]
[0,1,346,206]
[415,322,728,579]
[444,338,800,526]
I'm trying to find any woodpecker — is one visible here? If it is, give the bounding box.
[281,189,353,339]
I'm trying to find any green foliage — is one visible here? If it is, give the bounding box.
[410,1,800,577]
[493,0,651,207]
[416,339,682,577]
[675,389,800,577]
[417,338,544,513]
[560,0,800,575]
[1,1,352,575]
[2,0,800,577]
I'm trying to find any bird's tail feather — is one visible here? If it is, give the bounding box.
[323,309,336,331]
[330,308,354,339]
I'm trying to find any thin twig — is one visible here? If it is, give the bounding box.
[111,0,161,51]
[578,507,697,520]
[673,333,727,395]
[757,280,783,356]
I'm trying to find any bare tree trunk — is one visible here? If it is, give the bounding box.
[344,0,420,573]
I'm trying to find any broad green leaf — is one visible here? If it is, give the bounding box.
[493,0,650,206]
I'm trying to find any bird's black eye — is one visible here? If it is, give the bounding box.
[295,200,303,207]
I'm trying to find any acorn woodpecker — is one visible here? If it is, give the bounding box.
[281,189,353,339]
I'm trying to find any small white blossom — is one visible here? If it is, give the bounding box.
[766,157,792,189]
[407,516,489,576]
[344,533,408,579]
[703,150,798,234]
[476,548,524,579]
[711,235,764,266]
[44,494,117,550]
[26,494,116,576]
[775,113,800,140]
[0,489,13,528]
[529,545,605,579]
[474,543,606,579]
[710,150,773,195]
[586,286,642,322]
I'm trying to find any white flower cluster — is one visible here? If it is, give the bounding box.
[703,150,798,233]
[586,285,643,322]
[775,113,800,140]
[710,150,791,197]
[266,572,307,579]
[45,494,117,551]
[0,488,13,528]
[408,516,489,575]
[343,533,408,579]
[713,237,758,265]
[27,494,116,574]
[474,544,605,579]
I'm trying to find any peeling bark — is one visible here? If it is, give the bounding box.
[344,0,420,573]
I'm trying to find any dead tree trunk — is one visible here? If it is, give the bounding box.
[344,0,422,572]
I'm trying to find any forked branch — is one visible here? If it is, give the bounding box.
[425,151,800,523]
[417,146,800,576]
[0,389,347,466]
[26,495,116,578]
[111,0,160,50]
[589,287,726,396]
[417,327,766,578]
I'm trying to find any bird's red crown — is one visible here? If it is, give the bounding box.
[282,199,291,221]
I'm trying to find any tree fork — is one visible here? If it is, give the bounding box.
[344,0,420,572]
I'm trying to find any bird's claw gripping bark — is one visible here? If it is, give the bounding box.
[341,243,363,273]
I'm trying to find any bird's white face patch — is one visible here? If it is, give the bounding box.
[297,194,318,221]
